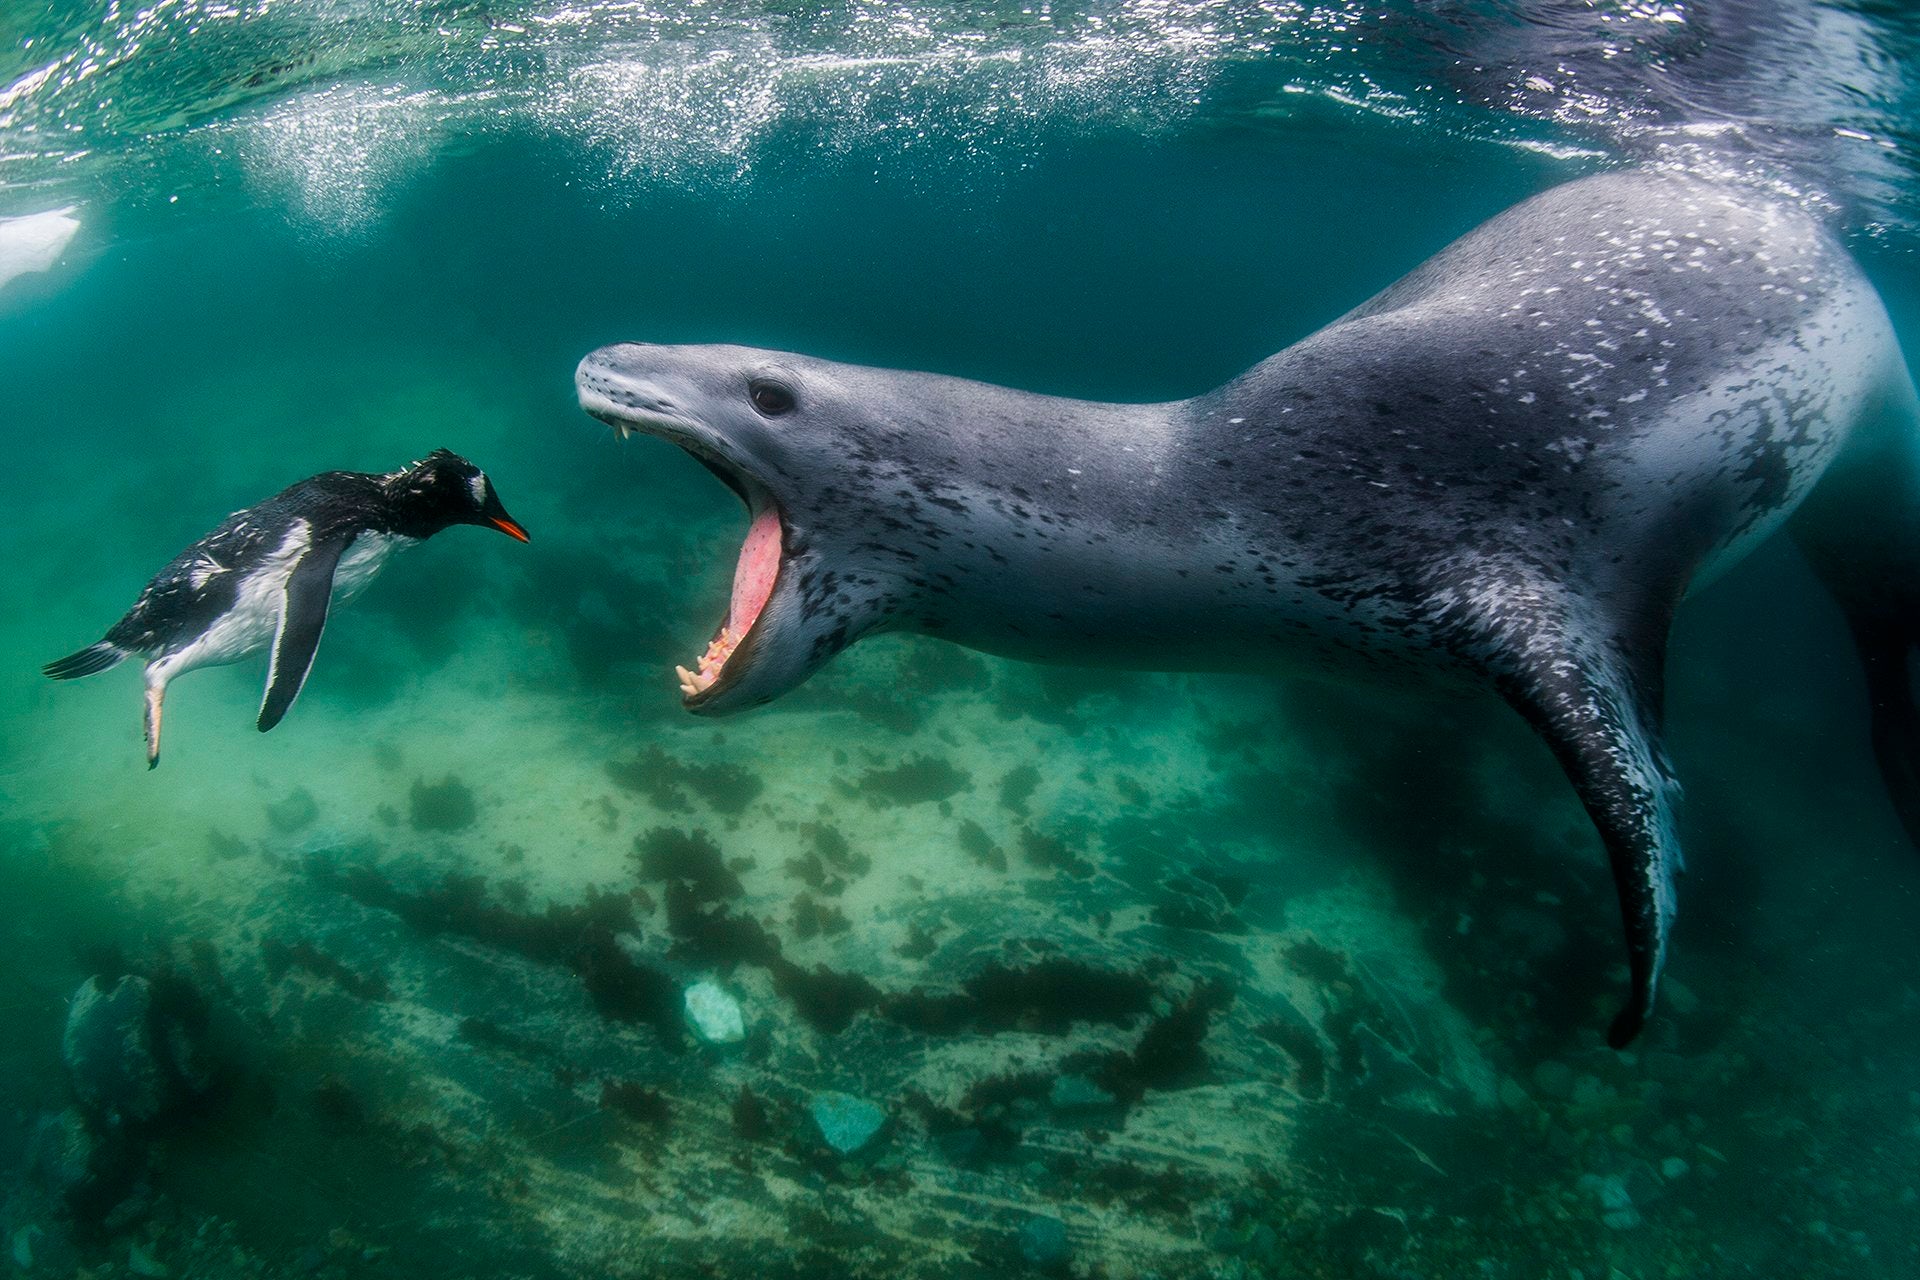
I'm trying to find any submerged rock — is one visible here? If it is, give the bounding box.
[810,1092,887,1154]
[934,1128,983,1163]
[127,1241,170,1277]
[1664,979,1701,1016]
[1577,1173,1640,1230]
[25,1107,138,1222]
[27,1108,98,1194]
[1530,1059,1575,1100]
[63,977,167,1126]
[6,1219,80,1278]
[11,1226,36,1271]
[410,776,478,832]
[62,974,215,1128]
[1018,1214,1071,1273]
[1047,1074,1116,1111]
[683,980,746,1044]
[12,1220,79,1278]
[266,787,320,833]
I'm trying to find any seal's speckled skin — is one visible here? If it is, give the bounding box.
[578,170,1920,1046]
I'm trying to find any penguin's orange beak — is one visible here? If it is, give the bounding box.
[490,516,531,542]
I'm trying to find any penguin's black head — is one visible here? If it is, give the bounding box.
[387,449,531,542]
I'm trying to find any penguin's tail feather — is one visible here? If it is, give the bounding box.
[43,641,128,680]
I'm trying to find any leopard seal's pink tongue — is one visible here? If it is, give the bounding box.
[730,506,781,637]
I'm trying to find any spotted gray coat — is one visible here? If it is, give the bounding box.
[578,170,1920,1047]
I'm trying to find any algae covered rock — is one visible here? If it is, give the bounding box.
[62,977,168,1127]
[1018,1214,1071,1273]
[1048,1073,1117,1111]
[683,980,747,1044]
[26,1108,103,1201]
[24,1106,137,1223]
[61,974,215,1128]
[809,1091,887,1154]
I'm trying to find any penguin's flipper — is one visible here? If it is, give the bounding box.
[1456,572,1680,1048]
[259,534,350,733]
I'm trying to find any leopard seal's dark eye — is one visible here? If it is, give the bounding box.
[749,379,794,417]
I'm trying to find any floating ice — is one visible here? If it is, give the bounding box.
[0,206,79,292]
[683,979,746,1044]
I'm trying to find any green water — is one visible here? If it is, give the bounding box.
[5,3,1920,1277]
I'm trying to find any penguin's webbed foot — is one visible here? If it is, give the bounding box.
[143,682,166,771]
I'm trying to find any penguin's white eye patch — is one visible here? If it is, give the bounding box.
[468,474,489,505]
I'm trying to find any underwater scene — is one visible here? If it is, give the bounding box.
[5,1,1920,1277]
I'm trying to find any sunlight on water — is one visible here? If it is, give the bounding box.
[5,1,1910,237]
[240,83,447,233]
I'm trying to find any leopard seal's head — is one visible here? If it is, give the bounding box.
[577,341,987,715]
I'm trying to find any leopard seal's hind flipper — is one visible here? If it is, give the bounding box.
[1439,565,1681,1047]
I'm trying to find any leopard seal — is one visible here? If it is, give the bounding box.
[576,169,1920,1046]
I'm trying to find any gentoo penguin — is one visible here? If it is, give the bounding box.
[44,449,530,767]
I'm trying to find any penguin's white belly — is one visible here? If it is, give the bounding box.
[154,527,412,679]
[160,523,314,676]
[331,532,414,605]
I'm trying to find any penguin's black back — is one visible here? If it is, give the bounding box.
[105,471,390,655]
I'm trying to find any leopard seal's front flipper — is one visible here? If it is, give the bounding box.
[577,168,1919,1045]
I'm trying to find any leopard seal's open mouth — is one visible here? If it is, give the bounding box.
[575,346,794,712]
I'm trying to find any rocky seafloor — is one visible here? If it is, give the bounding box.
[3,528,1918,1280]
